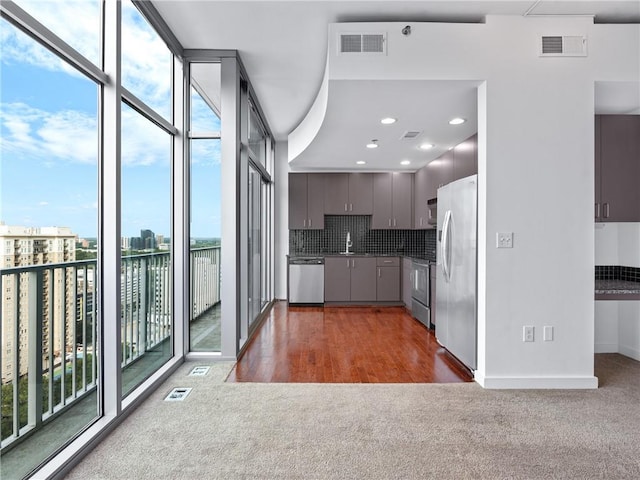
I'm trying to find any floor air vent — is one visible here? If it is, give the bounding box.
[339,33,386,54]
[164,387,192,402]
[188,366,211,377]
[540,36,587,57]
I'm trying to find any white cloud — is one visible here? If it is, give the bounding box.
[38,201,49,206]
[3,1,173,120]
[121,106,170,167]
[1,0,100,76]
[0,102,98,164]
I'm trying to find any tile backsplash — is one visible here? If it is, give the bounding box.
[595,265,640,282]
[290,215,436,260]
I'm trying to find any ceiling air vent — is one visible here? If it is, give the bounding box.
[400,131,422,140]
[540,36,587,57]
[339,33,386,55]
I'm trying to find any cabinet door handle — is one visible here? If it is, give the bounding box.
[378,267,381,278]
[595,203,600,219]
[604,203,610,218]
[420,218,423,227]
[309,218,312,227]
[383,260,393,263]
[388,219,391,227]
[344,203,348,212]
[350,203,353,211]
[351,259,355,268]
[394,219,397,227]
[347,259,350,268]
[303,219,306,227]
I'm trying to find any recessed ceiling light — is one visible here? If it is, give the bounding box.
[449,117,466,125]
[380,117,397,125]
[366,139,379,149]
[419,143,434,150]
[356,160,366,165]
[400,160,411,166]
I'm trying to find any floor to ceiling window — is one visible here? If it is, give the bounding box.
[246,99,273,329]
[119,0,175,398]
[0,2,100,477]
[189,63,222,352]
[0,1,276,476]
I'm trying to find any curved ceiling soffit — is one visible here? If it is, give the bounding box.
[288,53,330,163]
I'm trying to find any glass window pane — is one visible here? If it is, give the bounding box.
[0,19,99,479]
[13,0,101,66]
[121,0,172,120]
[120,104,172,397]
[189,138,222,352]
[190,63,221,134]
[248,105,266,166]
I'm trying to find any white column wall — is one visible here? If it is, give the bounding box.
[274,140,290,300]
[318,17,640,388]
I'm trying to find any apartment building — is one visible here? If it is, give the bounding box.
[0,224,78,382]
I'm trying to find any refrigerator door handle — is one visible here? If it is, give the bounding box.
[441,210,452,282]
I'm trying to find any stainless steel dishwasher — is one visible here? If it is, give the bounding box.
[288,257,324,305]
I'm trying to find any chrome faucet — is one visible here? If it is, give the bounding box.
[345,231,352,254]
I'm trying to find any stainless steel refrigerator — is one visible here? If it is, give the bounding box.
[436,174,477,371]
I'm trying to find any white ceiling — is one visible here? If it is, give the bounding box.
[153,1,640,170]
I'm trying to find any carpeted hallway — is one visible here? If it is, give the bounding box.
[66,354,640,479]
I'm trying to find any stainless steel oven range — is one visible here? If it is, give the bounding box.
[411,259,432,329]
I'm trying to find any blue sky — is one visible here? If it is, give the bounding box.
[0,1,222,240]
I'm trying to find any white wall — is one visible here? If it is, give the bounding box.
[274,140,290,299]
[595,223,640,267]
[305,17,640,388]
[594,222,640,360]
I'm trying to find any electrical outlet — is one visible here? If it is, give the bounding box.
[523,326,534,342]
[496,232,514,248]
[543,326,554,342]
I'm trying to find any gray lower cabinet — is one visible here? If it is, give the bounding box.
[324,256,399,303]
[402,257,413,307]
[324,257,352,302]
[377,259,400,302]
[324,256,376,302]
[350,257,377,302]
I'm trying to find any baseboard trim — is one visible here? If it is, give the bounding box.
[595,343,619,354]
[474,372,598,389]
[619,345,640,361]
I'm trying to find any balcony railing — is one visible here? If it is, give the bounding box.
[0,247,220,449]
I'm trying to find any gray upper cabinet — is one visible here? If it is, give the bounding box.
[288,173,324,229]
[323,173,349,214]
[324,173,373,215]
[349,173,374,214]
[453,133,478,180]
[596,115,640,222]
[414,166,429,229]
[372,173,413,229]
[392,173,413,229]
[425,149,454,200]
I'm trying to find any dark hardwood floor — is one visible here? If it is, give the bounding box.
[226,301,473,383]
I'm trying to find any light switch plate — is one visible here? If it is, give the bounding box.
[497,232,514,248]
[523,326,534,342]
[543,326,554,342]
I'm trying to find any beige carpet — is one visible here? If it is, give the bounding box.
[65,354,640,479]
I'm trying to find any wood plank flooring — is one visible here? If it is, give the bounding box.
[227,301,473,383]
